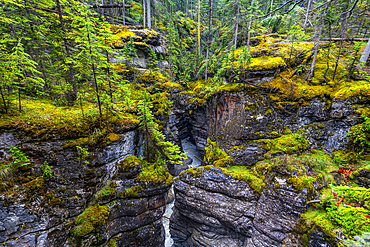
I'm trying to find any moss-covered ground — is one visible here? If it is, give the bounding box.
[178,35,370,108]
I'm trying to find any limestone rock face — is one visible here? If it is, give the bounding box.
[0,129,170,247]
[167,92,359,166]
[170,166,310,247]
[353,168,370,189]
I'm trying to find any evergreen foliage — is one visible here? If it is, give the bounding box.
[0,0,370,244]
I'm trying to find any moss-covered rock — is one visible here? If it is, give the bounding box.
[73,204,110,237]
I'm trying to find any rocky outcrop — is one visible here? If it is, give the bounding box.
[170,166,313,247]
[353,167,370,189]
[167,90,360,165]
[0,128,171,247]
[110,26,169,71]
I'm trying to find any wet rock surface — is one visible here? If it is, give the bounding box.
[168,92,360,166]
[0,129,170,247]
[170,166,311,247]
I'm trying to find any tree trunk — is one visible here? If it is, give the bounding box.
[122,0,125,25]
[234,0,240,49]
[18,88,21,112]
[143,0,146,27]
[333,40,343,81]
[86,18,103,123]
[309,1,330,80]
[303,0,312,29]
[340,1,349,39]
[56,0,77,103]
[186,0,189,17]
[147,0,151,29]
[357,37,370,70]
[197,0,200,56]
[0,85,7,114]
[205,0,212,83]
[102,0,104,15]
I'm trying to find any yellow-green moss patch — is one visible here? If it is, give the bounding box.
[204,138,233,167]
[119,185,143,199]
[119,156,141,173]
[73,204,110,237]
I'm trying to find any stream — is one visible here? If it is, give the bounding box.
[163,137,204,247]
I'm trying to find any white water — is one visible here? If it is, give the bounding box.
[163,137,204,247]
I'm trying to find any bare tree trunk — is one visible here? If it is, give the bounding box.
[323,24,331,83]
[333,40,343,81]
[234,0,240,49]
[86,20,103,122]
[303,0,312,29]
[309,1,330,80]
[147,0,151,28]
[122,0,125,25]
[197,0,200,56]
[18,88,21,112]
[0,85,7,114]
[267,0,273,33]
[340,2,349,39]
[186,0,189,17]
[357,37,370,70]
[56,0,77,103]
[102,0,104,15]
[143,0,146,27]
[205,0,212,83]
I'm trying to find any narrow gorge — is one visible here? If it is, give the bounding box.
[1,1,370,247]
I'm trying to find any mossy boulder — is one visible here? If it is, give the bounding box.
[73,204,110,237]
[117,155,142,179]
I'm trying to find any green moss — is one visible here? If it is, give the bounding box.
[229,144,247,154]
[265,109,273,116]
[227,166,266,195]
[204,138,233,167]
[119,185,143,199]
[180,165,214,177]
[44,191,55,200]
[0,98,139,144]
[119,156,141,173]
[244,102,257,112]
[106,133,123,143]
[95,180,117,201]
[0,160,12,181]
[287,175,316,192]
[217,83,251,93]
[348,114,370,152]
[59,187,67,192]
[24,178,45,197]
[141,70,170,83]
[181,165,265,196]
[49,197,62,206]
[244,56,286,70]
[139,160,173,185]
[256,129,308,157]
[104,238,119,247]
[73,204,110,237]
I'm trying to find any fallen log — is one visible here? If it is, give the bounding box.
[92,4,132,9]
[193,155,210,166]
[321,38,369,42]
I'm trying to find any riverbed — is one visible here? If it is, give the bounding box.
[163,137,204,247]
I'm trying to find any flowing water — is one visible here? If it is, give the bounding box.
[163,137,204,247]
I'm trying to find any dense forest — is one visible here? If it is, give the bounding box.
[0,0,370,246]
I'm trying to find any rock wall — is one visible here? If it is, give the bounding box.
[0,128,171,247]
[168,91,361,165]
[170,166,311,247]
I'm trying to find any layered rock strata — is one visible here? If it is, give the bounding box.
[0,129,171,247]
[170,166,315,247]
